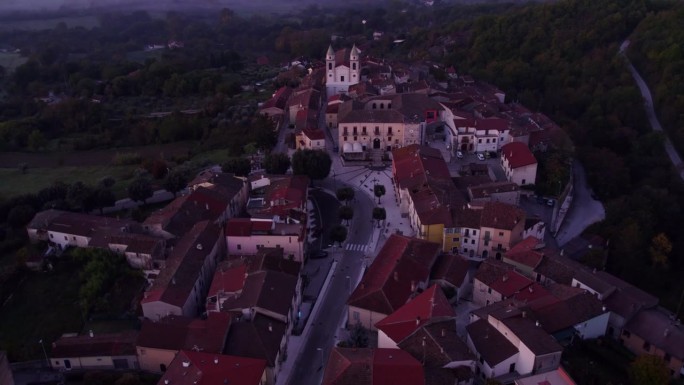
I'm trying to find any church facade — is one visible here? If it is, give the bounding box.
[325,45,361,97]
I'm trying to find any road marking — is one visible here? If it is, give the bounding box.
[344,243,368,252]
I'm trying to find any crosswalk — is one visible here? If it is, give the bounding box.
[344,243,369,252]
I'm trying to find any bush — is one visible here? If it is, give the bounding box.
[112,152,142,166]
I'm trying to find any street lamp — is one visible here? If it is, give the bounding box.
[317,347,324,370]
[39,339,49,368]
[346,275,351,294]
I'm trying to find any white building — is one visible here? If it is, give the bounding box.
[501,142,538,186]
[325,45,360,97]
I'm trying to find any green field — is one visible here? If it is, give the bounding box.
[0,165,137,199]
[0,52,27,73]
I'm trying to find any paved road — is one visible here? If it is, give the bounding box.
[620,39,684,180]
[287,178,375,385]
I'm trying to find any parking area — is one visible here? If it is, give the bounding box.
[427,140,508,181]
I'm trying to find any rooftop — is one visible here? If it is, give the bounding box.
[51,331,138,358]
[501,142,537,169]
[158,350,266,385]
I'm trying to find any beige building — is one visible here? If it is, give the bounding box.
[501,142,538,186]
[50,331,138,371]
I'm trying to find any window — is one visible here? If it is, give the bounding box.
[343,127,348,135]
[464,229,469,236]
[478,139,482,143]
[375,127,380,135]
[487,288,492,294]
[329,74,332,77]
[643,342,651,351]
[353,311,360,320]
[343,136,348,141]
[237,244,242,250]
[522,179,526,185]
[373,103,377,109]
[64,236,68,240]
[362,126,367,135]
[354,136,357,141]
[353,127,357,135]
[499,232,504,237]
[471,239,475,244]
[328,63,332,70]
[353,63,357,70]
[380,103,385,109]
[388,103,392,109]
[341,76,345,82]
[453,237,459,242]
[50,234,54,239]
[473,230,477,235]
[388,127,393,134]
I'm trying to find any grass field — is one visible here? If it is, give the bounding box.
[0,261,84,361]
[0,52,28,73]
[0,165,137,199]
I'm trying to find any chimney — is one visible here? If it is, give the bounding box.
[410,280,416,292]
[441,328,446,337]
[664,328,670,337]
[415,316,421,326]
[528,286,533,293]
[165,380,170,385]
[535,321,540,327]
[182,361,190,368]
[602,306,607,312]
[522,311,527,318]
[214,357,219,364]
[205,203,209,211]
[268,323,273,332]
[393,271,399,282]
[502,274,509,282]
[89,330,94,338]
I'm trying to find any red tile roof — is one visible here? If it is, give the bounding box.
[225,218,273,237]
[430,254,469,288]
[303,127,326,140]
[501,142,537,169]
[51,331,138,358]
[392,145,451,189]
[373,348,425,385]
[207,263,247,299]
[489,270,534,298]
[474,117,508,131]
[137,314,231,353]
[480,201,526,230]
[347,235,441,315]
[158,350,266,385]
[375,285,454,343]
[322,348,424,385]
[504,236,545,268]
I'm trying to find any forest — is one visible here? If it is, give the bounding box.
[0,0,683,345]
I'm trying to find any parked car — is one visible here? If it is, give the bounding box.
[308,250,329,259]
[547,199,555,207]
[536,195,546,204]
[477,153,485,161]
[456,150,464,159]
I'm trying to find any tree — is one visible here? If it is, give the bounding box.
[372,207,386,228]
[222,157,251,177]
[127,178,153,205]
[114,373,143,385]
[330,224,348,246]
[94,189,116,214]
[649,233,672,268]
[374,184,386,204]
[338,206,354,225]
[67,181,96,212]
[163,169,188,197]
[27,129,46,151]
[340,322,369,348]
[336,187,355,205]
[630,355,669,385]
[263,152,291,174]
[291,149,332,182]
[99,176,116,189]
[7,204,36,228]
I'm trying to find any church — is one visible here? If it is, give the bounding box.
[325,44,361,97]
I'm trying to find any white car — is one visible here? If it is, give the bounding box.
[456,150,464,159]
[477,153,485,161]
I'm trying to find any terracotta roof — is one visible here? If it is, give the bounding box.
[248,175,309,219]
[225,218,273,237]
[430,254,469,288]
[51,331,138,358]
[137,313,231,353]
[260,86,292,111]
[347,235,441,315]
[489,270,534,298]
[466,319,517,366]
[303,127,326,140]
[473,259,515,286]
[373,348,425,385]
[501,142,537,169]
[224,315,286,367]
[480,201,526,230]
[501,316,562,355]
[207,263,247,299]
[39,210,136,239]
[220,269,298,318]
[287,88,320,110]
[158,350,266,385]
[375,285,454,343]
[225,248,301,276]
[533,292,605,334]
[323,348,372,385]
[504,236,545,269]
[338,109,404,124]
[392,145,450,189]
[474,117,508,131]
[142,220,220,307]
[468,181,519,200]
[624,307,684,359]
[398,318,475,367]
